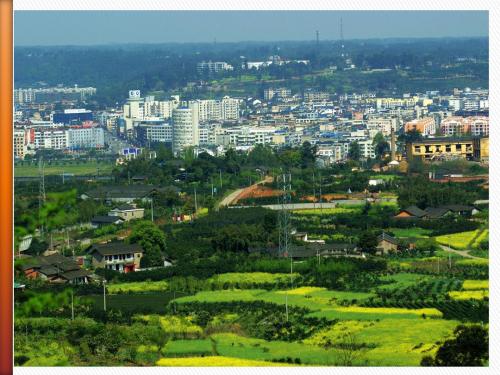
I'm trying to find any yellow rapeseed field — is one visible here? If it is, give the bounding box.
[462,280,489,290]
[333,306,443,318]
[156,356,292,366]
[276,287,326,295]
[448,290,489,300]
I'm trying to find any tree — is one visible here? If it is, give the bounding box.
[334,331,366,366]
[348,142,361,161]
[415,238,438,256]
[357,232,378,255]
[300,141,317,168]
[421,324,488,366]
[399,128,423,143]
[372,132,390,159]
[128,221,166,268]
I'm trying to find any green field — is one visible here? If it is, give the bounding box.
[107,273,299,294]
[173,287,444,320]
[107,281,170,294]
[390,228,431,238]
[86,292,176,313]
[14,162,114,177]
[293,207,361,215]
[377,273,431,291]
[160,318,458,366]
[304,319,458,366]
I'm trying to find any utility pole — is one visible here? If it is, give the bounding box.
[38,156,46,237]
[285,292,289,322]
[313,171,316,210]
[219,169,223,190]
[437,257,440,274]
[194,187,198,213]
[103,280,107,312]
[151,198,154,222]
[211,178,214,198]
[319,172,323,214]
[71,289,75,320]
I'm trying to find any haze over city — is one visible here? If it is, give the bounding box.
[15,10,488,46]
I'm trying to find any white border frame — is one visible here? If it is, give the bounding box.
[12,1,498,375]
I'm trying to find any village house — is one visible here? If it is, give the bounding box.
[22,253,92,284]
[394,205,475,220]
[377,232,399,255]
[377,233,416,255]
[86,242,144,273]
[90,215,124,228]
[108,203,145,222]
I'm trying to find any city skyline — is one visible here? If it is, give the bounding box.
[15,10,488,46]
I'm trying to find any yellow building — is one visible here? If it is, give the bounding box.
[473,137,489,162]
[407,137,488,162]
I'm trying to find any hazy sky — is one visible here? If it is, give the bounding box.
[14,11,488,46]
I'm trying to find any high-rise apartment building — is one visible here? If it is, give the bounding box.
[172,105,199,154]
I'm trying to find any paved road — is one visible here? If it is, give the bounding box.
[230,199,397,211]
[439,244,482,260]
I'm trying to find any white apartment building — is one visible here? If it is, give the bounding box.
[136,123,173,144]
[123,90,145,137]
[215,126,276,147]
[316,144,346,163]
[470,117,489,136]
[67,126,105,149]
[172,106,199,154]
[357,140,376,159]
[440,117,469,136]
[264,88,291,101]
[196,61,234,74]
[33,128,68,150]
[448,98,463,112]
[366,118,398,136]
[304,90,330,102]
[188,97,241,122]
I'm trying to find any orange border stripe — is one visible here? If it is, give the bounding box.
[0,0,13,374]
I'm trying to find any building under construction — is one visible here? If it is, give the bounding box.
[406,136,489,162]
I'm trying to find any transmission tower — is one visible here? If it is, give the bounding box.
[278,173,292,257]
[38,156,46,236]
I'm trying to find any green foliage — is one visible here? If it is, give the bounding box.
[422,324,488,366]
[357,232,378,255]
[128,221,166,267]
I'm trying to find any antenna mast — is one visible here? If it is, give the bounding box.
[340,17,345,57]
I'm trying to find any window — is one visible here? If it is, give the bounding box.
[445,145,451,152]
[456,144,462,151]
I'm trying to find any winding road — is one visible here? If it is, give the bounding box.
[439,244,482,260]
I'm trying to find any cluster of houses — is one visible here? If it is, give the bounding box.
[394,204,478,220]
[20,241,148,285]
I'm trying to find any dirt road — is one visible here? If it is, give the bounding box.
[218,176,273,208]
